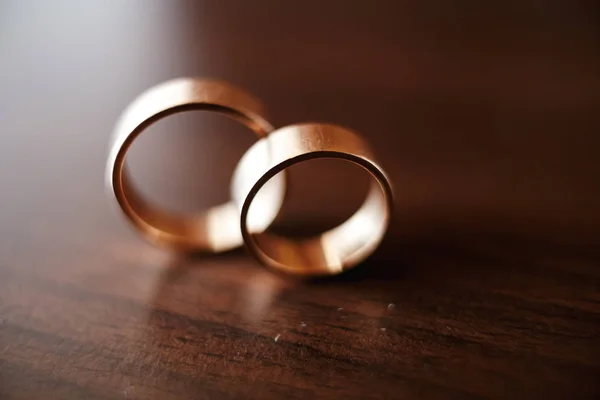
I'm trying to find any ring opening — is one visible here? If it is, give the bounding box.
[112,105,283,252]
[126,111,257,215]
[242,155,391,276]
[267,158,371,238]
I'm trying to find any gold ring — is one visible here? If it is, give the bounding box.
[232,123,393,276]
[106,78,285,252]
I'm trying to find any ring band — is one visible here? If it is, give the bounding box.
[106,78,285,251]
[232,123,393,276]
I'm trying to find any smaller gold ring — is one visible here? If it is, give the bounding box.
[106,78,285,252]
[232,123,393,276]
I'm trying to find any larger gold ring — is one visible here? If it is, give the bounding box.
[232,123,393,276]
[106,78,285,252]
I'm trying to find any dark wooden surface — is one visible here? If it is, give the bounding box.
[1,1,600,399]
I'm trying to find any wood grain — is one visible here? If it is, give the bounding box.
[1,1,599,399]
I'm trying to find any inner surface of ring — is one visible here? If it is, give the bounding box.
[244,157,390,276]
[116,107,284,252]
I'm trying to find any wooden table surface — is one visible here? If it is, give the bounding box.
[1,1,599,399]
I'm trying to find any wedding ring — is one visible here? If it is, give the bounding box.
[106,78,285,251]
[232,123,393,276]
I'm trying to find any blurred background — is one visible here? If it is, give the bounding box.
[2,0,599,245]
